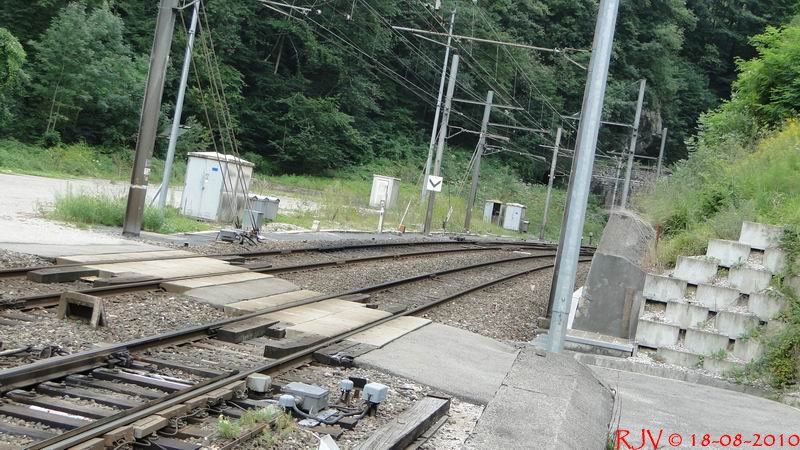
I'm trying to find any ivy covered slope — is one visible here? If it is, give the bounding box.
[0,0,796,183]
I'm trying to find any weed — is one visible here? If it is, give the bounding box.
[241,406,280,428]
[709,349,728,360]
[217,416,242,440]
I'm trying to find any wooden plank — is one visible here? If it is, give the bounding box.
[103,425,134,447]
[0,403,90,429]
[7,390,115,419]
[65,375,164,400]
[132,415,169,439]
[134,356,224,378]
[216,317,280,343]
[27,266,99,283]
[155,404,190,420]
[0,423,57,440]
[36,383,143,409]
[56,250,194,265]
[354,396,451,450]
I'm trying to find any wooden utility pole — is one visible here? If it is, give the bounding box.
[123,0,177,236]
[463,90,494,233]
[539,127,562,240]
[423,54,460,235]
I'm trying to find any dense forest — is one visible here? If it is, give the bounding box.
[0,0,797,184]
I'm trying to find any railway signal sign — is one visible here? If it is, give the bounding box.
[426,175,443,192]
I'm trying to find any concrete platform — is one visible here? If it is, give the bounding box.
[356,323,519,405]
[464,349,613,449]
[182,277,299,307]
[591,366,800,445]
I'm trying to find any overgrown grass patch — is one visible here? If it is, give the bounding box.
[48,192,211,234]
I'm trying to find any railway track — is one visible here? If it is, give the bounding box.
[3,241,572,311]
[0,249,592,450]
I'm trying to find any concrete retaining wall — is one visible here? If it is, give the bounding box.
[748,292,787,322]
[657,348,701,367]
[715,311,759,339]
[733,339,764,363]
[637,319,680,348]
[739,221,783,250]
[729,267,772,294]
[764,247,786,274]
[684,329,730,355]
[644,275,687,302]
[695,284,741,310]
[665,302,710,329]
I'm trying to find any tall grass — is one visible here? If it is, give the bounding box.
[48,192,211,234]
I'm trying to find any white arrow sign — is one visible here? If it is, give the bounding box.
[426,175,443,192]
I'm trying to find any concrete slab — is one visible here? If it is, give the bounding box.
[715,311,759,339]
[674,256,718,285]
[764,247,787,274]
[183,277,299,307]
[356,323,519,405]
[346,316,431,347]
[748,292,787,322]
[733,339,764,363]
[695,284,741,310]
[56,250,194,265]
[591,366,800,446]
[665,302,709,329]
[465,349,613,450]
[161,272,271,294]
[706,239,750,268]
[684,329,730,355]
[262,299,369,325]
[739,221,783,250]
[656,348,702,368]
[729,267,772,294]
[87,257,246,279]
[643,274,686,302]
[636,319,680,348]
[223,290,323,315]
[287,308,392,337]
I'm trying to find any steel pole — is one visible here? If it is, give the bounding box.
[620,78,647,209]
[656,127,668,179]
[423,55,460,235]
[158,0,199,210]
[123,0,178,236]
[421,10,456,200]
[546,0,619,353]
[464,90,494,232]
[539,127,562,240]
[610,156,623,208]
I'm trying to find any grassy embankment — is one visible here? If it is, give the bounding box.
[0,138,607,239]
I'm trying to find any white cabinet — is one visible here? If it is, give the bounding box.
[181,152,254,222]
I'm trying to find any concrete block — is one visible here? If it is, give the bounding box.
[684,329,730,355]
[27,266,99,284]
[695,284,741,310]
[183,278,300,307]
[729,267,772,294]
[572,253,645,339]
[766,320,789,336]
[665,302,710,329]
[656,348,702,368]
[58,292,107,328]
[216,317,280,343]
[707,239,751,268]
[56,249,194,265]
[161,272,270,294]
[702,358,744,375]
[733,339,764,363]
[636,319,680,348]
[763,247,787,274]
[787,276,800,295]
[715,311,759,339]
[643,274,687,302]
[674,256,718,285]
[748,292,787,322]
[223,290,323,316]
[739,221,783,250]
[594,211,655,266]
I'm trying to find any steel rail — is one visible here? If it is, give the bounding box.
[5,244,550,310]
[31,255,591,450]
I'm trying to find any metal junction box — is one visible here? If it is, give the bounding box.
[282,382,329,415]
[180,152,255,222]
[370,175,401,209]
[503,203,527,232]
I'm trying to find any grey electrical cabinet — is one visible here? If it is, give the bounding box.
[180,152,254,222]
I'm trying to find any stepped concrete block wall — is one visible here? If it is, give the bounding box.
[729,267,773,294]
[643,274,687,302]
[764,247,787,273]
[703,358,741,373]
[665,302,710,329]
[747,292,787,322]
[684,329,730,354]
[674,256,719,285]
[637,319,680,348]
[707,239,751,268]
[695,284,741,310]
[739,221,783,250]
[715,311,759,339]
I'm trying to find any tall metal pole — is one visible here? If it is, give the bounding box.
[620,78,646,209]
[546,0,619,353]
[423,55,460,235]
[656,127,668,178]
[610,156,623,208]
[158,0,200,210]
[421,10,456,200]
[539,127,562,240]
[464,90,494,232]
[123,0,178,236]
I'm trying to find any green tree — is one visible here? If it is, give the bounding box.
[0,28,26,132]
[29,2,148,145]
